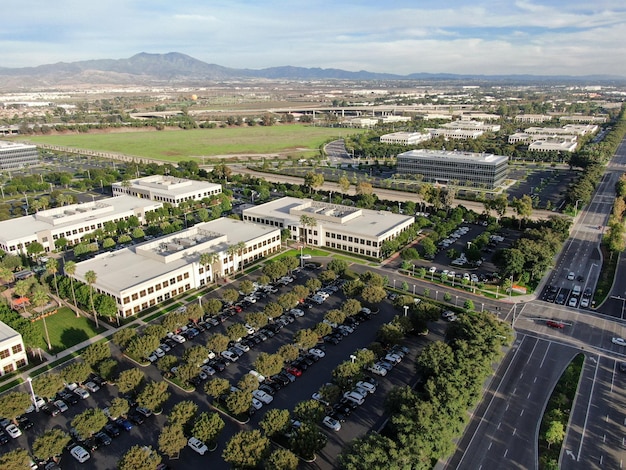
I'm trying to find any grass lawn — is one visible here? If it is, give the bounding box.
[33,307,105,354]
[24,125,366,162]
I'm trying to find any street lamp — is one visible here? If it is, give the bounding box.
[393,279,396,289]
[413,284,416,295]
[574,199,583,215]
[435,290,438,301]
[403,305,409,317]
[349,354,356,364]
[26,377,38,412]
[455,295,458,306]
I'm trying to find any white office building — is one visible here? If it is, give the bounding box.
[0,322,28,376]
[441,121,501,132]
[379,132,432,145]
[112,175,222,207]
[0,141,39,170]
[243,197,415,259]
[0,195,162,255]
[70,218,281,318]
[514,114,553,123]
[528,139,578,153]
[428,128,484,140]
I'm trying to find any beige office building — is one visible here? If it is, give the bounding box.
[0,322,28,376]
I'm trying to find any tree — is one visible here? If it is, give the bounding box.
[32,428,71,462]
[355,181,373,195]
[544,420,565,449]
[95,295,118,324]
[63,260,79,317]
[304,171,324,194]
[85,270,99,328]
[118,445,162,470]
[203,298,222,317]
[342,298,362,317]
[184,345,209,368]
[266,449,299,470]
[26,242,44,261]
[338,176,351,194]
[227,323,248,341]
[192,412,225,445]
[82,342,111,368]
[289,422,327,460]
[260,408,291,437]
[204,377,230,399]
[0,392,31,423]
[60,362,91,385]
[277,344,300,363]
[108,397,130,420]
[327,258,349,276]
[158,424,187,459]
[361,285,387,305]
[0,449,33,470]
[293,399,325,423]
[511,194,533,228]
[32,373,64,400]
[226,390,251,415]
[293,329,318,350]
[45,258,60,299]
[264,302,284,320]
[31,287,52,350]
[112,328,136,349]
[238,374,260,393]
[169,400,198,427]
[137,380,170,412]
[206,333,229,353]
[222,288,239,304]
[222,430,270,469]
[254,352,285,377]
[116,368,145,394]
[71,408,108,439]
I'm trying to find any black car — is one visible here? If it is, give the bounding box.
[300,355,316,365]
[17,415,34,430]
[264,381,282,393]
[329,410,347,422]
[57,391,78,406]
[94,431,112,446]
[0,431,9,445]
[270,374,290,387]
[83,437,99,451]
[103,423,121,438]
[41,404,60,417]
[164,338,177,349]
[188,376,202,387]
[88,374,107,388]
[209,360,226,372]
[258,384,276,396]
[128,412,144,425]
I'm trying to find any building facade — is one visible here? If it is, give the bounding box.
[243,197,415,259]
[427,128,484,140]
[379,132,432,145]
[0,141,39,170]
[0,195,162,255]
[112,175,222,207]
[396,149,509,189]
[0,322,28,376]
[70,218,281,318]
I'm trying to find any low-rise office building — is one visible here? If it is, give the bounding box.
[514,114,552,123]
[0,195,162,255]
[528,139,578,153]
[525,124,598,136]
[396,149,509,189]
[441,120,501,132]
[379,131,432,145]
[70,218,281,318]
[243,197,414,259]
[559,115,607,124]
[0,322,28,376]
[427,128,484,140]
[0,141,39,170]
[112,175,222,207]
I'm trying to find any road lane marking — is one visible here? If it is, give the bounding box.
[603,434,606,443]
[578,356,600,461]
[513,387,517,395]
[539,342,551,368]
[488,442,492,450]
[527,338,539,364]
[534,376,537,383]
[527,392,531,399]
[513,428,516,436]
[612,361,617,394]
[497,422,501,429]
[504,449,508,458]
[505,403,509,411]
[520,409,524,417]
[520,372,524,379]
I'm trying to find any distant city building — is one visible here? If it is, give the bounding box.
[525,124,598,136]
[70,218,281,318]
[112,175,222,207]
[379,132,432,145]
[379,115,412,124]
[528,139,578,153]
[396,149,509,189]
[559,115,607,124]
[457,112,501,121]
[514,114,553,123]
[441,120,501,132]
[0,125,20,136]
[0,141,39,170]
[427,128,484,140]
[0,195,162,255]
[508,132,578,144]
[346,118,379,128]
[0,322,28,376]
[243,197,414,259]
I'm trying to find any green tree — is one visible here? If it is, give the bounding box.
[222,288,239,304]
[226,390,252,415]
[227,323,248,341]
[361,285,387,305]
[293,328,319,350]
[45,258,60,299]
[26,242,44,261]
[544,420,565,449]
[254,352,284,377]
[0,392,31,423]
[32,373,64,400]
[206,333,229,353]
[205,377,230,399]
[260,408,291,437]
[118,445,162,470]
[85,269,99,328]
[32,428,70,462]
[137,381,170,412]
[82,342,111,368]
[108,397,130,420]
[158,424,187,459]
[169,400,198,427]
[304,171,324,194]
[238,374,260,393]
[289,422,327,460]
[293,399,325,423]
[277,344,300,363]
[60,362,91,385]
[71,408,108,439]
[112,328,136,349]
[192,412,225,445]
[266,449,299,470]
[222,430,270,469]
[0,449,33,470]
[116,368,145,394]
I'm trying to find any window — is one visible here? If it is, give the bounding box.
[156,283,162,290]
[15,359,26,368]
[177,275,183,282]
[3,364,14,374]
[123,296,130,303]
[131,293,138,301]
[148,287,154,294]
[0,349,9,359]
[163,280,169,287]
[140,290,146,297]
[11,344,22,354]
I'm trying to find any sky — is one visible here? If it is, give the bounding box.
[2,0,626,77]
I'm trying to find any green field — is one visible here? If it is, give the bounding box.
[33,307,105,353]
[25,125,365,162]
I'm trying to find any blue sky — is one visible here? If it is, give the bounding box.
[2,0,625,76]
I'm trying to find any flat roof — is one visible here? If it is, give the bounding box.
[397,149,508,164]
[0,140,36,151]
[0,321,20,341]
[115,175,221,197]
[0,195,161,243]
[72,218,279,293]
[244,197,414,238]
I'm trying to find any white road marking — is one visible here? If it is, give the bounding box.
[539,343,551,368]
[488,442,492,450]
[578,356,600,461]
[520,409,524,417]
[504,449,508,458]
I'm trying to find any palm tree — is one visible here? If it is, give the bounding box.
[235,241,246,274]
[32,287,52,350]
[199,252,220,284]
[85,270,98,328]
[226,245,238,275]
[63,261,80,317]
[46,258,60,300]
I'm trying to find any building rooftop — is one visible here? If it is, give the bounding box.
[72,218,279,292]
[0,140,36,150]
[245,197,414,238]
[113,175,221,198]
[0,321,20,342]
[398,149,508,165]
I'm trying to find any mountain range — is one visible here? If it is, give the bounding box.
[0,52,623,88]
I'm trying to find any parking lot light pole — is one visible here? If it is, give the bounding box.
[455,295,458,306]
[27,377,38,412]
[435,290,438,301]
[403,305,409,317]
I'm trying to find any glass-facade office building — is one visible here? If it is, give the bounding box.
[0,141,39,170]
[396,149,509,189]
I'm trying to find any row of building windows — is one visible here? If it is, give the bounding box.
[325,242,375,256]
[2,359,27,375]
[325,232,378,247]
[0,344,22,359]
[123,272,191,304]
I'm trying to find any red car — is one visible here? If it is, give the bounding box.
[284,366,302,377]
[546,320,565,329]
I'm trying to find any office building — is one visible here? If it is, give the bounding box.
[243,197,414,259]
[379,132,432,145]
[396,149,509,189]
[0,141,39,170]
[112,175,222,207]
[0,322,28,376]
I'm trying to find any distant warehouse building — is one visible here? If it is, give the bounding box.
[0,141,39,170]
[112,175,222,207]
[396,149,509,189]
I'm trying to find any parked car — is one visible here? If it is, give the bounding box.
[53,400,68,413]
[70,445,90,463]
[188,436,208,455]
[342,392,365,406]
[83,382,100,393]
[221,350,239,362]
[252,389,274,404]
[546,320,565,329]
[322,415,341,431]
[355,381,377,394]
[93,431,112,446]
[74,388,90,400]
[367,363,388,376]
[4,424,22,439]
[115,417,133,431]
[103,423,121,438]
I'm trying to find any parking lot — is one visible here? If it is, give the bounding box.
[5,263,436,469]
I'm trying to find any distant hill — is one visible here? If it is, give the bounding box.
[0,52,623,88]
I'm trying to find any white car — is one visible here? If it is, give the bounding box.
[83,381,100,393]
[367,364,388,376]
[384,353,402,364]
[5,423,22,438]
[568,296,578,308]
[187,436,208,455]
[53,400,68,413]
[612,337,626,346]
[312,392,330,406]
[290,308,304,317]
[428,266,437,274]
[244,296,257,304]
[322,416,341,431]
[355,381,376,394]
[244,324,256,335]
[70,445,90,463]
[201,365,216,376]
[343,391,365,406]
[147,352,158,363]
[74,388,90,400]
[159,343,171,353]
[234,342,250,353]
[154,348,165,358]
[252,389,274,404]
[580,298,590,308]
[221,350,239,362]
[308,348,325,359]
[251,397,263,410]
[172,334,186,344]
[248,370,266,383]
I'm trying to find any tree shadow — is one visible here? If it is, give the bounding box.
[60,327,90,349]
